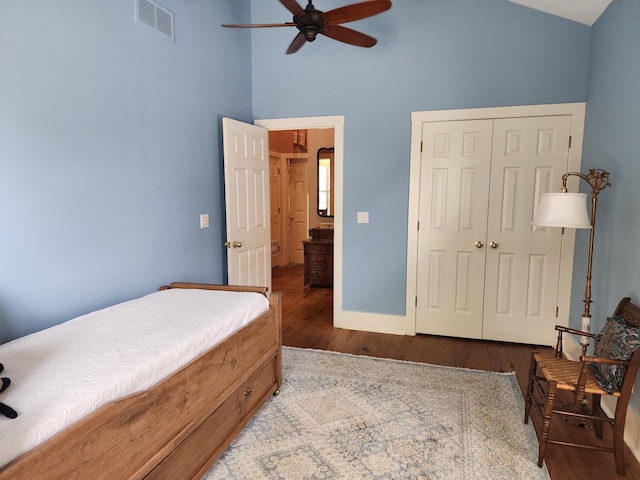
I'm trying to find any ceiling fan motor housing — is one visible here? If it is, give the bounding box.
[294,9,324,42]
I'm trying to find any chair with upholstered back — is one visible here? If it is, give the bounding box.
[524,297,640,476]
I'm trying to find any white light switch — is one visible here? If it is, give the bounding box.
[357,211,369,224]
[200,214,209,228]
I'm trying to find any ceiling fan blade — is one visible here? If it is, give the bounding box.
[222,23,296,28]
[321,24,377,48]
[323,0,391,25]
[279,0,306,17]
[286,32,307,54]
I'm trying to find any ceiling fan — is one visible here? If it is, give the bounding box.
[222,0,392,54]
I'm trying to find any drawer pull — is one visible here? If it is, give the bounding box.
[244,386,254,397]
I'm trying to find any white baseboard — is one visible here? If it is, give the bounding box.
[335,310,411,336]
[563,334,640,462]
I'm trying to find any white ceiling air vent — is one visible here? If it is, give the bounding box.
[135,0,175,40]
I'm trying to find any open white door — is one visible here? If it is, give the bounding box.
[222,118,271,292]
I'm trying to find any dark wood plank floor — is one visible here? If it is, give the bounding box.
[273,264,640,480]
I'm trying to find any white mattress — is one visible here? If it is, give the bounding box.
[0,288,270,467]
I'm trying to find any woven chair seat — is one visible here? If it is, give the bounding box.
[533,353,619,397]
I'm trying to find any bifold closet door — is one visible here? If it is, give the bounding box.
[481,116,569,345]
[416,116,570,343]
[415,120,493,339]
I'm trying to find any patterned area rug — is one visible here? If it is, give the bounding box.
[203,347,549,480]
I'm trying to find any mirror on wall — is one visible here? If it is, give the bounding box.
[317,147,334,217]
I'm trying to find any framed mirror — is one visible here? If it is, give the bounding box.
[317,147,334,217]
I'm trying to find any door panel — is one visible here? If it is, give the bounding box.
[482,116,570,344]
[416,120,493,338]
[222,118,271,292]
[270,155,283,268]
[288,160,307,265]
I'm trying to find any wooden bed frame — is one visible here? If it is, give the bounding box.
[0,283,282,480]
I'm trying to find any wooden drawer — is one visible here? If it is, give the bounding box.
[306,254,327,265]
[307,267,327,278]
[146,353,279,479]
[305,243,333,254]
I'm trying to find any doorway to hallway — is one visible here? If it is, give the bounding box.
[256,115,345,329]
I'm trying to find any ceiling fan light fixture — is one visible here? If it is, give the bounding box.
[301,25,321,41]
[222,0,392,54]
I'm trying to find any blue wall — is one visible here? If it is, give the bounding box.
[579,0,640,326]
[0,1,253,342]
[0,0,597,343]
[251,0,590,314]
[580,1,640,408]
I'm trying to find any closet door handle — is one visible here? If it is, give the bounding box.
[489,241,498,249]
[474,241,484,248]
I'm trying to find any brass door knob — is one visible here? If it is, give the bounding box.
[475,241,484,248]
[232,241,242,248]
[489,241,498,249]
[224,241,231,248]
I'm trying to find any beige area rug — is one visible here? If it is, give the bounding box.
[202,347,549,480]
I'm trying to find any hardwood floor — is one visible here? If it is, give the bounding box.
[273,264,640,480]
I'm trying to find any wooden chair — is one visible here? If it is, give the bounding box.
[524,297,640,476]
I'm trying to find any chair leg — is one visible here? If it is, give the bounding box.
[538,380,557,468]
[613,402,627,476]
[613,423,626,475]
[592,394,603,439]
[524,353,537,424]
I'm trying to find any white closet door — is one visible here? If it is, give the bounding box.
[482,116,571,344]
[416,115,571,344]
[416,120,493,338]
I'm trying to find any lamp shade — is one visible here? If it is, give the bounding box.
[533,192,592,229]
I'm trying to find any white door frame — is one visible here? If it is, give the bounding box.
[255,116,346,328]
[407,103,586,337]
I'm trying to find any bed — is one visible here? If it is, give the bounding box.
[0,282,282,480]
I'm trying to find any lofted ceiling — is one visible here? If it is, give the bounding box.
[509,0,613,26]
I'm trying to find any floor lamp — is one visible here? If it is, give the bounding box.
[532,168,611,356]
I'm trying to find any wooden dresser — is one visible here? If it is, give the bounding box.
[303,228,334,287]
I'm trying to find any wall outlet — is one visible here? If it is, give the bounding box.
[357,211,369,224]
[200,214,209,228]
